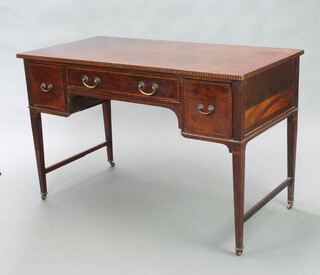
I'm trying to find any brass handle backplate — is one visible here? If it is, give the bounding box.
[138,81,158,96]
[40,83,53,93]
[197,104,215,115]
[82,75,101,89]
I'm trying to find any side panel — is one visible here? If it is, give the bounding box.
[244,59,295,134]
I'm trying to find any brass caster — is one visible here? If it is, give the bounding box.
[235,247,243,256]
[109,161,115,167]
[287,201,294,209]
[41,193,47,200]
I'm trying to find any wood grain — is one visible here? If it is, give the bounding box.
[66,67,179,102]
[17,36,304,81]
[244,60,295,133]
[184,80,232,138]
[28,63,66,111]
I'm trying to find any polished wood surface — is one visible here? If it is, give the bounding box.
[17,36,303,81]
[244,59,296,133]
[17,36,303,255]
[66,67,180,102]
[183,80,232,138]
[27,63,65,110]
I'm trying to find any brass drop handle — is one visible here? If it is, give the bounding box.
[40,83,53,93]
[138,81,158,96]
[197,104,215,115]
[82,75,100,89]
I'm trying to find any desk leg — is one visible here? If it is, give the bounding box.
[287,113,297,209]
[30,110,47,200]
[232,149,245,256]
[102,101,114,167]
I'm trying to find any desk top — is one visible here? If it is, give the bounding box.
[17,36,303,81]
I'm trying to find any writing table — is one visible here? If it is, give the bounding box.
[17,36,304,255]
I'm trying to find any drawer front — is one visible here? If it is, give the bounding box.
[28,64,65,110]
[66,68,179,102]
[184,80,232,138]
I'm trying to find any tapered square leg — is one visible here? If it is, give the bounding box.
[232,148,245,256]
[287,113,298,209]
[102,101,114,167]
[30,110,47,200]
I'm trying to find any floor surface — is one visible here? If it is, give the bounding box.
[1,101,319,275]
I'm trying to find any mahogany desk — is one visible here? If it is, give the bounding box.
[17,36,304,255]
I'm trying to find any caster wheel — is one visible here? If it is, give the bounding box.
[287,201,293,209]
[235,248,243,256]
[41,193,47,200]
[109,161,115,167]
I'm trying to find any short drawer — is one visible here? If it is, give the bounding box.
[66,68,179,102]
[183,80,232,138]
[27,63,65,111]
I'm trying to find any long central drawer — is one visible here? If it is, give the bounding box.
[66,67,179,102]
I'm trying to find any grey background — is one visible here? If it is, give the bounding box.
[1,0,320,274]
